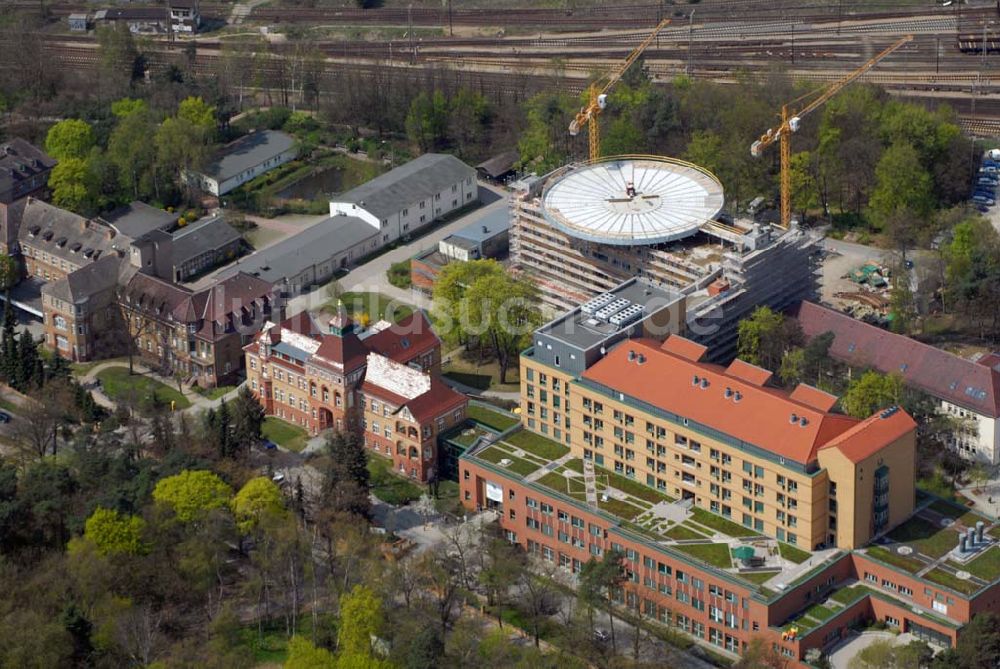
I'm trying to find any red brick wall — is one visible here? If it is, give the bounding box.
[851,552,972,624]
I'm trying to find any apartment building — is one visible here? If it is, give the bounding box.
[18,199,129,282]
[458,286,1000,665]
[245,307,463,481]
[793,300,1000,464]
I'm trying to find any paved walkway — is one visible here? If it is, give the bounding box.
[79,360,243,414]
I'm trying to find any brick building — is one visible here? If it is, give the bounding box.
[457,284,1000,665]
[245,307,465,481]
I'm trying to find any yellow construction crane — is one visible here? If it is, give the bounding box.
[750,35,913,229]
[569,18,671,161]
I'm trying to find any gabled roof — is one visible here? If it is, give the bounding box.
[122,272,192,317]
[791,301,1000,418]
[476,150,519,179]
[818,407,916,464]
[0,139,55,201]
[41,255,128,304]
[200,130,295,183]
[17,198,123,264]
[333,153,475,220]
[361,355,465,423]
[363,311,439,366]
[581,335,907,466]
[312,325,368,373]
[101,201,177,240]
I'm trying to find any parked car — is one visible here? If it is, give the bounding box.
[977,205,991,213]
[972,195,995,205]
[0,411,10,423]
[904,259,914,270]
[594,629,611,643]
[272,472,286,484]
[261,440,278,451]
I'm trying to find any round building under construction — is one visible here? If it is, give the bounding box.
[511,155,820,361]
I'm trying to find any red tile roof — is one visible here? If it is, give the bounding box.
[313,328,369,373]
[581,336,910,465]
[362,373,465,423]
[818,407,916,464]
[725,359,773,386]
[364,311,440,366]
[791,301,1000,418]
[789,384,839,413]
[660,336,708,361]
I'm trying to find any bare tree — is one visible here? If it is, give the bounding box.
[12,392,63,461]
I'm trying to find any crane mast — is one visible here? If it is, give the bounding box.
[750,35,913,229]
[570,18,671,161]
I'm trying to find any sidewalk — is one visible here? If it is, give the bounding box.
[78,360,243,413]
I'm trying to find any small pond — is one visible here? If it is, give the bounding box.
[276,167,348,200]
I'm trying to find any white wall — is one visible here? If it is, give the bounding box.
[329,173,478,250]
[940,399,999,465]
[214,147,298,196]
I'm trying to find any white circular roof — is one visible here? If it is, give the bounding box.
[541,157,725,246]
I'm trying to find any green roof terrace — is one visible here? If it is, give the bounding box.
[466,431,844,597]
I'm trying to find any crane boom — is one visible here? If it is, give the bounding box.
[750,35,912,229]
[570,18,671,161]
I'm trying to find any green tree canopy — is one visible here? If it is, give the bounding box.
[45,119,96,161]
[152,470,232,523]
[231,477,285,534]
[82,507,146,556]
[736,306,803,372]
[841,370,903,419]
[177,96,217,138]
[284,636,336,669]
[48,158,91,213]
[110,97,148,118]
[868,142,935,230]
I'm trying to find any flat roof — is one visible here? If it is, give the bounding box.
[449,208,510,244]
[535,277,683,352]
[541,157,724,246]
[102,201,178,240]
[201,130,295,184]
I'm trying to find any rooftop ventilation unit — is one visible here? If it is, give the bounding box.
[790,413,798,424]
[636,354,646,365]
[692,375,700,386]
[609,303,645,329]
[581,292,615,315]
[594,298,630,322]
[627,350,636,361]
[724,387,733,398]
[733,391,742,402]
[699,378,709,389]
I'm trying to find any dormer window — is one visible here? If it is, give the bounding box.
[70,243,81,253]
[42,231,53,241]
[56,237,67,248]
[27,226,40,237]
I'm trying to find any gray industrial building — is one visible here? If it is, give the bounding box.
[217,214,378,294]
[189,130,297,196]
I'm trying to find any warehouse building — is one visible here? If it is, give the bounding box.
[329,153,478,246]
[189,130,297,196]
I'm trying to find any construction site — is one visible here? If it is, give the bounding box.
[507,28,914,362]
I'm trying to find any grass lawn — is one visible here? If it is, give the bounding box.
[929,499,991,528]
[368,454,424,505]
[536,471,580,498]
[70,357,127,375]
[599,497,643,521]
[956,547,1000,582]
[261,416,309,452]
[334,291,414,323]
[689,507,759,539]
[865,545,924,573]
[673,542,733,569]
[451,424,490,447]
[778,542,812,565]
[0,397,19,414]
[887,515,959,558]
[664,524,708,541]
[466,404,519,431]
[739,570,780,585]
[96,367,191,410]
[562,458,584,474]
[505,430,569,460]
[195,384,237,400]
[829,585,881,605]
[801,603,837,622]
[924,567,981,595]
[597,466,671,505]
[475,445,540,477]
[433,479,464,516]
[441,352,521,393]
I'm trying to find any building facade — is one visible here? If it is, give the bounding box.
[190,130,297,196]
[244,308,464,481]
[329,153,478,247]
[792,301,1000,464]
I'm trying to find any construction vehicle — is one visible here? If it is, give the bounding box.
[569,18,671,161]
[750,35,913,229]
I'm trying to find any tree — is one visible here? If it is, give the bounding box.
[177,96,217,138]
[285,636,336,669]
[734,637,788,669]
[83,507,146,556]
[152,470,233,523]
[107,108,158,201]
[48,157,91,213]
[232,477,285,535]
[869,142,935,231]
[405,91,448,152]
[952,612,1000,669]
[463,271,542,384]
[737,306,803,372]
[478,525,525,630]
[231,385,266,455]
[841,370,903,419]
[44,119,95,161]
[337,584,384,660]
[579,550,625,653]
[320,431,370,519]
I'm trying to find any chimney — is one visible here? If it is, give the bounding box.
[960,535,968,553]
[967,526,976,547]
[977,521,985,544]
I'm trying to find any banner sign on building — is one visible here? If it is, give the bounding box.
[486,481,503,502]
